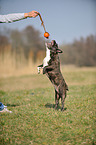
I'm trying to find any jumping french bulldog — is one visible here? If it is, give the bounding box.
[37,40,68,111]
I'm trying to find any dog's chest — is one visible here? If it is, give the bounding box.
[43,46,51,67]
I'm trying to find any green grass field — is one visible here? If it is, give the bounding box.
[0,66,96,145]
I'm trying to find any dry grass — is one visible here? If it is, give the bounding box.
[0,65,96,92]
[0,49,43,78]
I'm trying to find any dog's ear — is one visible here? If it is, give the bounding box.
[56,48,63,53]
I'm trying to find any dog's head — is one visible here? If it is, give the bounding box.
[47,40,63,54]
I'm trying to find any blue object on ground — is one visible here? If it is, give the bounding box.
[0,102,4,111]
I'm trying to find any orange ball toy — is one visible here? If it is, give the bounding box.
[44,32,49,39]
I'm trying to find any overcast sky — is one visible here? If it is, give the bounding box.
[0,0,96,44]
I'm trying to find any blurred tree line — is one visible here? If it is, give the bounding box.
[0,26,45,63]
[0,25,96,67]
[60,35,96,66]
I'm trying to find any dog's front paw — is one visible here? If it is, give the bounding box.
[43,67,46,74]
[37,67,40,74]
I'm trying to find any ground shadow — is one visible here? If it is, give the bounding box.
[45,103,67,111]
[6,103,20,107]
[45,103,56,109]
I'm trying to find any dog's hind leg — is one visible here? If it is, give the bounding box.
[55,90,59,110]
[61,91,66,111]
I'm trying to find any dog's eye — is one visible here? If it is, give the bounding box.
[51,40,56,46]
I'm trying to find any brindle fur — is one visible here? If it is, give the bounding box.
[43,40,68,111]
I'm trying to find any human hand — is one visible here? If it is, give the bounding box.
[24,10,39,18]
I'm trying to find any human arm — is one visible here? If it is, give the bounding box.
[0,10,39,23]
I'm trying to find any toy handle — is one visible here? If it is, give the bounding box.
[38,13,46,32]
